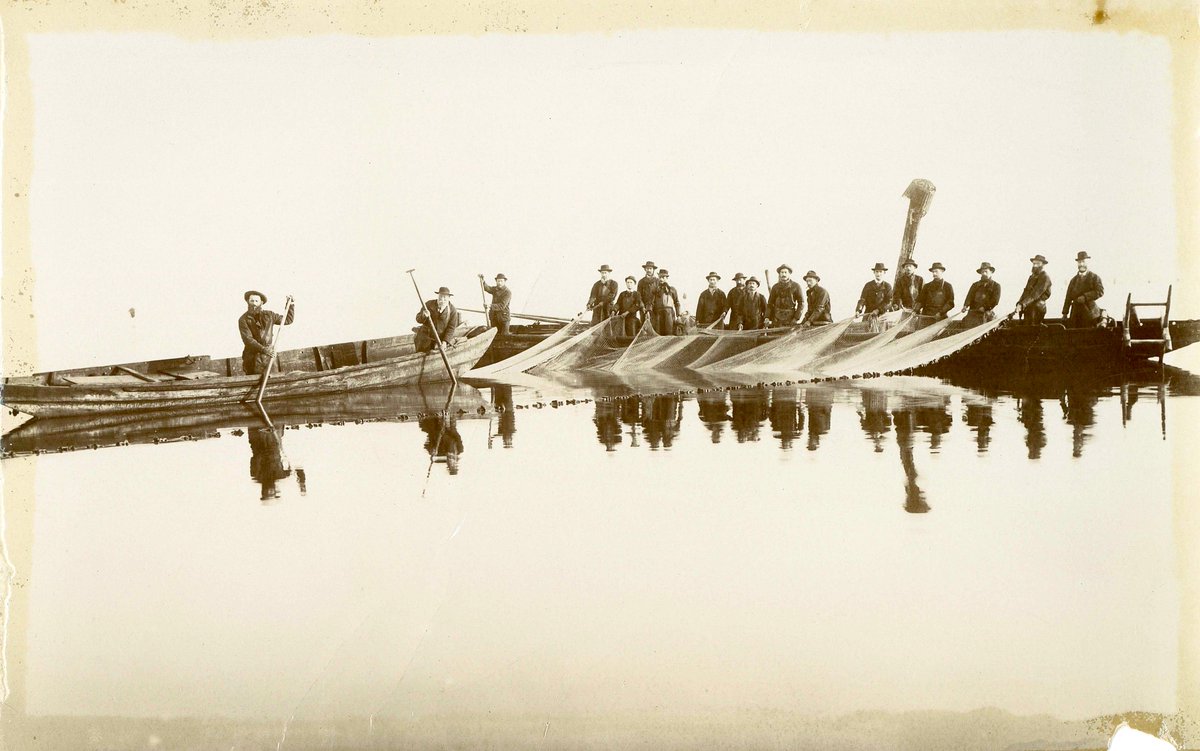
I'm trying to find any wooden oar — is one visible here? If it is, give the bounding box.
[478,276,492,328]
[422,382,457,497]
[459,307,571,325]
[254,295,294,425]
[406,269,458,386]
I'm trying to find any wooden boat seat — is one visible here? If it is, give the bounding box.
[61,374,168,386]
[157,369,222,380]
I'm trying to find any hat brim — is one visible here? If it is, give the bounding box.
[244,290,267,304]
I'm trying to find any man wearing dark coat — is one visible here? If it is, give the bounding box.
[961,262,1002,324]
[587,264,619,324]
[1062,251,1105,328]
[893,258,924,310]
[1014,254,1053,325]
[800,270,832,326]
[614,276,644,336]
[636,261,660,331]
[478,273,512,335]
[239,290,295,376]
[653,268,682,335]
[767,264,804,326]
[695,272,728,328]
[739,277,768,329]
[916,263,955,319]
[726,272,748,330]
[856,263,893,317]
[414,286,461,353]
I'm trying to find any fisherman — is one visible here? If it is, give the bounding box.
[726,272,748,330]
[1062,251,1105,328]
[855,263,893,319]
[586,264,619,324]
[477,273,512,336]
[767,264,804,327]
[637,261,660,331]
[614,275,644,336]
[893,258,924,311]
[800,270,832,326]
[739,277,768,330]
[239,290,295,376]
[961,262,1002,324]
[915,262,955,319]
[695,272,728,328]
[1013,254,1052,325]
[414,286,461,354]
[654,268,682,335]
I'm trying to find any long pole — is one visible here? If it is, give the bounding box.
[478,276,492,328]
[254,295,294,422]
[459,307,571,325]
[406,269,458,385]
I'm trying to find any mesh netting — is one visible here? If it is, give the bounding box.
[799,312,919,378]
[686,328,785,370]
[700,318,856,374]
[466,315,592,377]
[531,317,630,373]
[867,314,1008,373]
[610,318,667,371]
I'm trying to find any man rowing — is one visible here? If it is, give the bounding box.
[695,272,728,328]
[415,286,461,353]
[478,273,512,335]
[961,262,1002,324]
[586,264,618,324]
[1014,254,1052,325]
[767,264,804,327]
[800,270,832,326]
[915,262,954,319]
[239,289,295,376]
[726,272,748,330]
[1062,251,1105,328]
[615,275,644,336]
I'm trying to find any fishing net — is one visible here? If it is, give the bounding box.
[610,321,728,372]
[530,317,630,373]
[610,318,670,372]
[869,314,1008,373]
[799,312,919,378]
[699,318,856,374]
[685,327,787,370]
[466,315,591,377]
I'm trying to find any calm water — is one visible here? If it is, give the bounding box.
[2,367,1197,750]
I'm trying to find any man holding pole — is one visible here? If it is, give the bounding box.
[415,286,461,354]
[239,290,295,376]
[478,273,512,335]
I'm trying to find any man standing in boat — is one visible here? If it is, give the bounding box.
[800,270,832,326]
[961,262,1002,324]
[726,272,748,330]
[477,273,512,336]
[739,277,768,330]
[915,262,954,319]
[415,286,461,354]
[893,258,924,311]
[239,290,295,376]
[856,263,893,325]
[637,261,660,332]
[767,264,804,327]
[1014,254,1053,325]
[654,268,682,335]
[586,264,619,324]
[615,275,643,336]
[695,272,728,328]
[1062,251,1105,328]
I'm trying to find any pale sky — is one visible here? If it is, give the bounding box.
[21,29,1180,371]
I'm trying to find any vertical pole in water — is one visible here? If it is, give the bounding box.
[406,269,459,386]
[254,295,294,426]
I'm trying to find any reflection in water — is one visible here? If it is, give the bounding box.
[420,414,464,475]
[492,384,516,448]
[770,389,804,450]
[696,390,730,444]
[964,403,994,454]
[642,394,682,450]
[1018,392,1047,460]
[891,408,930,514]
[248,425,305,502]
[619,395,642,448]
[594,399,622,452]
[858,390,890,453]
[731,390,768,444]
[914,397,953,452]
[805,388,832,451]
[1060,386,1097,459]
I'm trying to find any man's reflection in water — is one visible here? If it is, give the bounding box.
[593,399,622,452]
[248,426,303,502]
[914,396,953,452]
[731,389,768,444]
[964,402,995,454]
[1018,391,1047,460]
[770,388,804,450]
[857,390,890,453]
[643,394,682,450]
[619,395,642,448]
[804,388,832,451]
[492,384,516,448]
[697,390,731,444]
[891,407,930,514]
[420,413,464,475]
[1060,384,1098,459]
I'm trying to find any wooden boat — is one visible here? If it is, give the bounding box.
[0,327,497,418]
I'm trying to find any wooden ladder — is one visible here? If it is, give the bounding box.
[1123,285,1173,363]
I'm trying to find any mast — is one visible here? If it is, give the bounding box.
[895,179,936,289]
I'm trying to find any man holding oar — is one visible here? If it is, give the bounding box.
[478,273,512,335]
[415,286,461,354]
[239,290,295,376]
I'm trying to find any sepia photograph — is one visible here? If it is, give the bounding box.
[2,1,1198,749]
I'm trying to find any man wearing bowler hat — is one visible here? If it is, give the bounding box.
[856,263,893,319]
[586,265,619,324]
[1014,254,1053,325]
[415,286,461,353]
[916,262,955,319]
[962,262,1002,325]
[800,270,832,326]
[768,264,804,327]
[239,289,295,376]
[477,273,512,335]
[637,261,661,332]
[1062,251,1105,328]
[654,268,682,335]
[893,258,924,311]
[695,272,729,328]
[726,272,748,330]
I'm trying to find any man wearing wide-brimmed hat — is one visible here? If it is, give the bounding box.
[587,264,619,324]
[738,277,768,330]
[637,261,660,331]
[800,270,832,326]
[653,268,682,335]
[726,272,748,330]
[239,289,295,375]
[855,262,893,320]
[695,271,728,328]
[415,286,461,353]
[1062,251,1105,328]
[478,273,512,335]
[768,264,804,327]
[962,262,1002,325]
[893,258,924,311]
[916,262,954,319]
[1014,254,1052,325]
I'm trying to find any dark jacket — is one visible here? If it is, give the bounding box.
[239,305,295,375]
[802,285,832,324]
[740,291,768,329]
[696,288,728,325]
[615,290,643,317]
[482,283,512,319]
[963,278,1002,312]
[1017,268,1052,309]
[637,275,660,313]
[1062,271,1104,317]
[916,278,955,317]
[416,300,460,342]
[894,273,924,309]
[768,279,804,317]
[856,280,893,315]
[727,285,747,327]
[587,279,618,314]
